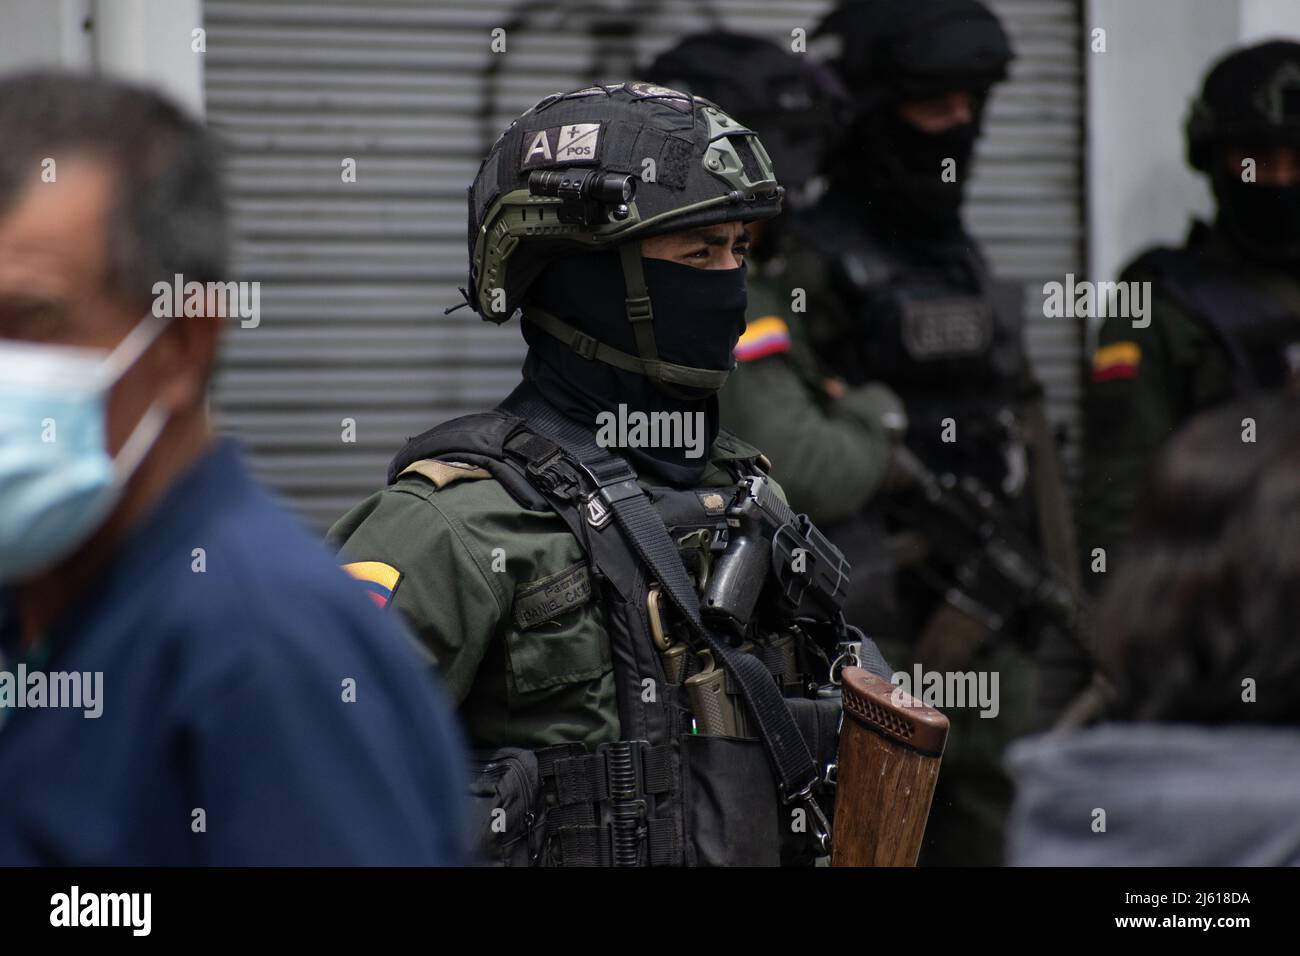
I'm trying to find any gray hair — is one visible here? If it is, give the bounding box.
[0,70,229,307]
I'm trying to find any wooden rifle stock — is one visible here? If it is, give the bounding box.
[831,667,949,867]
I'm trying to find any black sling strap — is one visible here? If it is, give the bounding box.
[500,385,832,847]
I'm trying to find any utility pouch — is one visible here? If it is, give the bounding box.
[680,733,781,866]
[467,747,545,866]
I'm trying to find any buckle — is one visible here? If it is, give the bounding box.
[571,331,599,360]
[598,477,644,507]
[780,781,834,855]
[626,296,653,323]
[524,448,580,498]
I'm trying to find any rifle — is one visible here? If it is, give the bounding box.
[885,445,1081,668]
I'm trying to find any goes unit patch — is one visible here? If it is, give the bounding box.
[343,561,403,609]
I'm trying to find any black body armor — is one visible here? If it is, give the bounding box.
[386,385,886,866]
[793,200,1038,508]
[1128,244,1300,392]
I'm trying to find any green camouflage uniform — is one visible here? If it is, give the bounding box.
[328,431,776,751]
[719,263,896,527]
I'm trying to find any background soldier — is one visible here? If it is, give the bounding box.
[1080,39,1300,586]
[643,33,910,736]
[330,83,892,866]
[645,33,903,530]
[783,0,1082,865]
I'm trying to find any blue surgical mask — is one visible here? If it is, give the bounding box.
[0,313,172,583]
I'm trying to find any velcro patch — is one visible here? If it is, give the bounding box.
[900,296,994,360]
[513,562,593,631]
[520,123,603,169]
[343,561,403,609]
[697,492,727,514]
[399,458,492,490]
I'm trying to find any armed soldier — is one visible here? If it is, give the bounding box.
[643,33,906,639]
[329,83,917,867]
[1080,40,1300,587]
[780,0,1083,865]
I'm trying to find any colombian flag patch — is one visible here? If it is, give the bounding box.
[734,316,792,363]
[342,561,403,609]
[1091,341,1141,383]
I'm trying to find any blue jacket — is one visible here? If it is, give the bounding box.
[0,439,468,865]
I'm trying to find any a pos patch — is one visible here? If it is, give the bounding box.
[343,561,403,610]
[520,123,603,169]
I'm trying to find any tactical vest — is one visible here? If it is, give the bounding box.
[389,393,861,866]
[1131,247,1300,393]
[793,203,1035,503]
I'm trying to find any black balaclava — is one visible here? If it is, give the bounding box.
[833,105,983,238]
[522,247,749,485]
[817,0,1011,241]
[1212,165,1300,265]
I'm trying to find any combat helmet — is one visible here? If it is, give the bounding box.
[643,33,846,206]
[1187,40,1300,173]
[814,0,1013,114]
[466,82,783,394]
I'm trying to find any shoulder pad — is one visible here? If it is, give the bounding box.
[387,410,525,485]
[397,458,493,490]
[734,315,792,363]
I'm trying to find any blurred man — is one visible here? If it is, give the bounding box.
[784,0,1082,865]
[0,72,467,865]
[330,82,895,866]
[1080,40,1300,586]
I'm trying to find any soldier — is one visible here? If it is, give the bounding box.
[783,0,1082,865]
[329,82,895,867]
[644,32,903,532]
[1080,40,1300,585]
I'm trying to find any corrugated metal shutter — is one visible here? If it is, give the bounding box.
[202,0,1084,530]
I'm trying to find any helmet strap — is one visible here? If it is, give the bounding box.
[523,305,731,393]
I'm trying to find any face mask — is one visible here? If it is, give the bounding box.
[522,249,748,483]
[832,108,981,237]
[1214,176,1300,264]
[640,256,749,399]
[0,313,172,583]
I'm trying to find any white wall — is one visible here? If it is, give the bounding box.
[92,0,205,116]
[0,0,93,71]
[0,0,204,116]
[1086,0,1300,336]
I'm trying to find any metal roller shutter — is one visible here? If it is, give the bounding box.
[202,0,1084,529]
